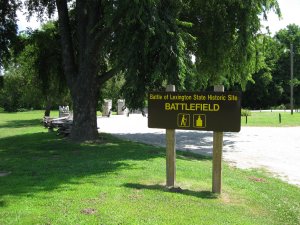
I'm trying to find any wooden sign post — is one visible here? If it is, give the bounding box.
[212,85,224,194]
[166,84,176,187]
[148,86,241,193]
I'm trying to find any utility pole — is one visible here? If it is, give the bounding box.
[290,43,294,115]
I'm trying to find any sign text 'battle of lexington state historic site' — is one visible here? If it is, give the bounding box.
[148,91,241,132]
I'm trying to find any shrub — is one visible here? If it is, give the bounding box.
[17,108,29,112]
[241,109,251,117]
[275,104,286,110]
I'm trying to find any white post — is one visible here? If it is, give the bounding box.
[291,43,294,115]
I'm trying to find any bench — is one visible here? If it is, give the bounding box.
[43,116,73,136]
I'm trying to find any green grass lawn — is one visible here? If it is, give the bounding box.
[241,111,300,127]
[0,111,300,224]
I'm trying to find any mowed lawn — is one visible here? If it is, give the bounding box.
[241,111,300,126]
[0,111,300,225]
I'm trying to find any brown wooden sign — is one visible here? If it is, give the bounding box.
[148,91,241,132]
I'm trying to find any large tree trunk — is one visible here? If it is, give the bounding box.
[44,103,51,117]
[70,92,99,141]
[70,71,99,141]
[55,0,117,141]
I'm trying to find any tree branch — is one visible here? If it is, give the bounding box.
[92,6,126,46]
[77,0,88,64]
[97,67,121,87]
[55,0,77,87]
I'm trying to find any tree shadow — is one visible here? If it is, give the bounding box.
[0,199,6,207]
[114,131,214,155]
[0,119,42,128]
[123,183,218,199]
[0,125,235,201]
[114,130,236,157]
[0,132,165,198]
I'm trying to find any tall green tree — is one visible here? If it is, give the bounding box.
[18,0,279,141]
[0,23,70,113]
[28,22,69,116]
[0,0,19,89]
[181,0,280,88]
[0,0,19,67]
[23,0,194,141]
[273,24,300,107]
[242,34,283,109]
[0,56,43,112]
[241,24,300,109]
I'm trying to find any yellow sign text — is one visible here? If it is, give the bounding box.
[165,103,220,112]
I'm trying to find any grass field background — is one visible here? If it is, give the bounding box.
[241,111,300,126]
[0,111,300,224]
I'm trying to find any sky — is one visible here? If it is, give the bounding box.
[16,0,300,34]
[260,0,300,35]
[17,10,41,32]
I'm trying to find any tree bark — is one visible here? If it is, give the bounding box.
[44,103,51,117]
[55,0,76,89]
[70,78,99,141]
[55,0,117,141]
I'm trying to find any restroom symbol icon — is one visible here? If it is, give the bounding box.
[193,114,206,128]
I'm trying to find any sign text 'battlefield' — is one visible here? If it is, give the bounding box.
[148,91,241,132]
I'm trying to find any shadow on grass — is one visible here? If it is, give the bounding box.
[114,131,216,155]
[0,119,42,128]
[123,183,217,199]
[0,132,165,198]
[0,199,6,207]
[113,131,237,157]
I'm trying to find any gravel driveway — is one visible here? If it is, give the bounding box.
[98,114,300,187]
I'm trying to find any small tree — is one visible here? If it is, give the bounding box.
[0,23,70,113]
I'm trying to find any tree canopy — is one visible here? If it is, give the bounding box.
[273,24,300,106]
[1,0,281,141]
[0,0,19,67]
[0,22,70,112]
[242,24,300,109]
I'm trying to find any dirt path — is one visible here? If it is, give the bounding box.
[98,115,300,187]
